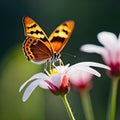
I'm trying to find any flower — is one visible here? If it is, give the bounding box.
[81,31,120,77]
[19,65,70,102]
[69,70,93,91]
[68,62,110,92]
[19,62,110,102]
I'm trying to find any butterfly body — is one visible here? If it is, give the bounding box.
[23,16,75,64]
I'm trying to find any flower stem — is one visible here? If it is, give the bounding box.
[80,91,95,120]
[107,77,119,120]
[61,94,75,120]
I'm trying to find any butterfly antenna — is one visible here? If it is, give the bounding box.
[62,52,76,58]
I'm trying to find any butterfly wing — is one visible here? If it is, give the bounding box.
[23,16,53,51]
[23,16,54,63]
[23,17,74,64]
[49,20,75,54]
[23,16,47,38]
[24,37,53,64]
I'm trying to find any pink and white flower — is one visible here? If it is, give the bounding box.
[81,31,120,77]
[19,62,110,102]
[69,70,93,91]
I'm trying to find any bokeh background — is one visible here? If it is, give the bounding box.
[0,0,120,120]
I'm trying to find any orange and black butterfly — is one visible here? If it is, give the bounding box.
[23,16,75,64]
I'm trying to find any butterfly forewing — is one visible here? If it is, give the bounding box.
[23,16,47,38]
[49,20,75,53]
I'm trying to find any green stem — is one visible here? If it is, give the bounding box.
[80,91,95,120]
[61,94,75,120]
[107,77,119,120]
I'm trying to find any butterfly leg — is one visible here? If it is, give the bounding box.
[44,62,54,74]
[50,58,64,70]
[52,62,56,69]
[58,58,64,66]
[43,62,49,73]
[44,68,50,76]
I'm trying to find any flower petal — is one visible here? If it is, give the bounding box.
[68,65,101,77]
[38,80,50,89]
[118,33,120,42]
[71,62,110,70]
[19,73,49,92]
[98,32,118,64]
[70,70,93,85]
[55,64,69,73]
[80,44,105,54]
[50,73,62,87]
[48,65,69,88]
[22,80,40,102]
[97,31,117,49]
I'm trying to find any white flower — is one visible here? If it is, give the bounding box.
[19,62,110,102]
[81,31,120,76]
[19,65,70,102]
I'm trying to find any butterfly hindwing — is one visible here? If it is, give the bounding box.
[24,37,52,63]
[49,20,75,53]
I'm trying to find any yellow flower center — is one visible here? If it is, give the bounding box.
[49,68,60,76]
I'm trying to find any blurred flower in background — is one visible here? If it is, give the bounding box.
[70,70,93,92]
[80,31,120,120]
[81,31,120,77]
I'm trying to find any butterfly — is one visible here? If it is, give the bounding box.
[23,16,75,64]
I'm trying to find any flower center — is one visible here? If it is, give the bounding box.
[49,68,60,76]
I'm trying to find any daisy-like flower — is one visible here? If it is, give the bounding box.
[81,31,120,77]
[19,62,110,102]
[19,65,70,102]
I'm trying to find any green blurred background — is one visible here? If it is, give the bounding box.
[0,0,120,120]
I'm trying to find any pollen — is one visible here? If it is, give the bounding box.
[49,68,60,76]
